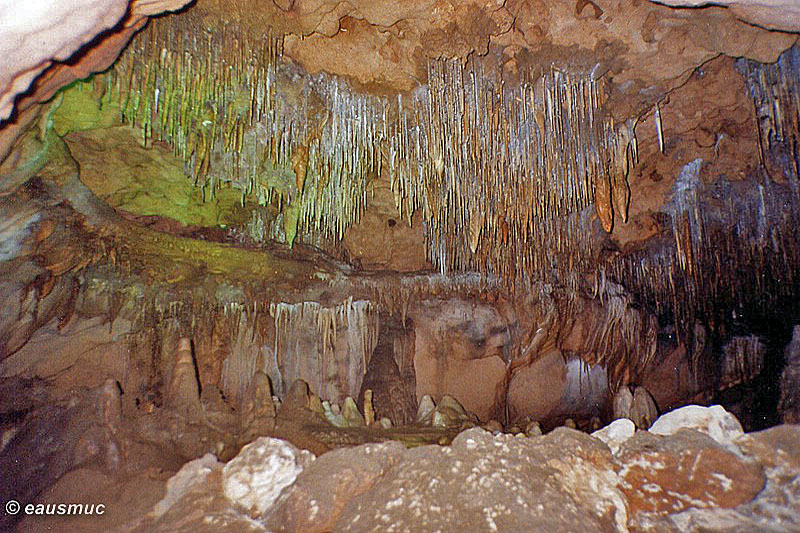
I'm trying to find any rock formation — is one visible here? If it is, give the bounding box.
[2,0,800,530]
[779,325,800,423]
[20,404,793,532]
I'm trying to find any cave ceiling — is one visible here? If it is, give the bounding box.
[1,0,800,393]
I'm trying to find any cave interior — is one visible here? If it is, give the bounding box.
[2,0,800,530]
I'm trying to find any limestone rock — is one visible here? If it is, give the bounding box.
[483,419,504,434]
[0,315,131,390]
[618,429,765,517]
[0,0,128,120]
[264,441,406,532]
[592,418,636,455]
[335,427,624,532]
[736,424,800,471]
[148,481,266,532]
[652,0,800,32]
[508,349,568,423]
[649,404,745,450]
[633,424,800,531]
[524,420,542,437]
[222,437,314,518]
[153,453,223,518]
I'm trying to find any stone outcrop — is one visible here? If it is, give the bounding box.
[222,437,314,518]
[125,404,800,532]
[618,429,765,517]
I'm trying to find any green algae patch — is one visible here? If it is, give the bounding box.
[64,126,249,228]
[52,80,124,136]
[118,224,322,288]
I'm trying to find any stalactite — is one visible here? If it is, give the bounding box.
[109,14,635,289]
[268,298,379,405]
[720,335,765,389]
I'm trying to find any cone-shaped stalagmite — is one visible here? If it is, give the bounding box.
[631,386,659,429]
[165,338,202,419]
[613,385,634,421]
[241,371,276,436]
[342,396,366,427]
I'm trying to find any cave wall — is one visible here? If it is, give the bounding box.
[1,0,800,432]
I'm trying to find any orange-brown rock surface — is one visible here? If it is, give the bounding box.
[619,429,765,516]
[653,0,800,32]
[411,299,510,421]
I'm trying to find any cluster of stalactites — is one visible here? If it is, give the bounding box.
[633,46,800,340]
[109,15,384,245]
[390,58,635,282]
[583,272,659,388]
[737,46,800,197]
[108,13,638,287]
[267,298,379,404]
[720,335,765,390]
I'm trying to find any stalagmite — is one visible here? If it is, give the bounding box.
[363,389,375,426]
[322,401,347,427]
[241,371,276,436]
[285,379,311,411]
[613,385,634,421]
[341,396,366,427]
[416,394,436,424]
[308,393,325,415]
[166,337,202,419]
[630,386,659,430]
